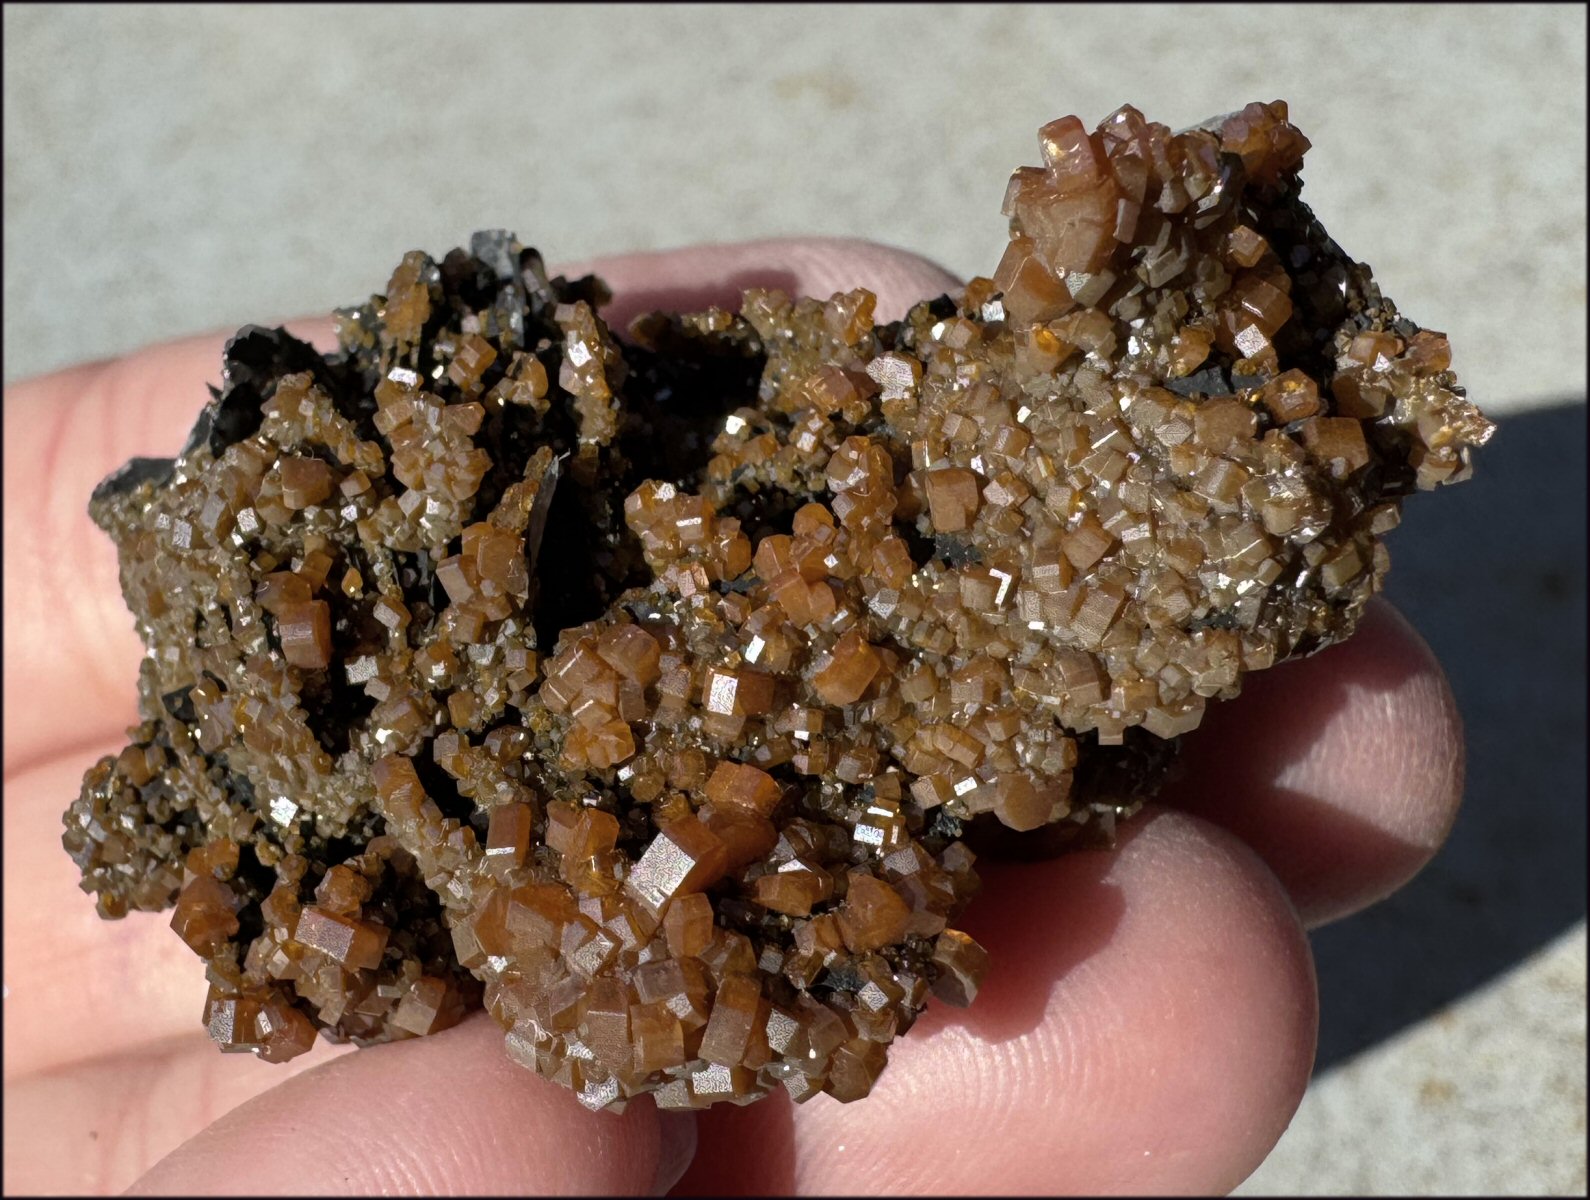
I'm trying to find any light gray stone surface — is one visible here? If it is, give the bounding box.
[1238,925,1587,1197]
[4,4,1586,412]
[4,4,1585,1194]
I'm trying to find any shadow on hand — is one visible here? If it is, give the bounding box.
[1170,594,1447,932]
[921,850,1126,1046]
[670,1089,798,1196]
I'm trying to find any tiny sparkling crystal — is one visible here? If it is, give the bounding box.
[64,101,1491,1110]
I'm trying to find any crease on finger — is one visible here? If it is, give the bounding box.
[2,1031,348,1196]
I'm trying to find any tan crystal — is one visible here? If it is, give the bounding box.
[626,818,729,917]
[703,761,782,817]
[811,631,882,706]
[292,907,389,972]
[837,873,912,953]
[922,467,981,533]
[275,600,331,670]
[170,875,241,957]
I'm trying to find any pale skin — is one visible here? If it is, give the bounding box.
[1,239,1466,1196]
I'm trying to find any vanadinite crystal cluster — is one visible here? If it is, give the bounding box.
[64,102,1492,1110]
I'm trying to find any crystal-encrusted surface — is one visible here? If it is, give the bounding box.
[63,101,1492,1109]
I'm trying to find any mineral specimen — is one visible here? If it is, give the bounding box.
[63,101,1493,1110]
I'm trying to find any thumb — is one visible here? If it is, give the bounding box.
[126,1012,696,1196]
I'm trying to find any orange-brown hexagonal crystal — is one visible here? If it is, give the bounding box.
[625,817,729,917]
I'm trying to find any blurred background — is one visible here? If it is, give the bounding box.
[4,3,1584,1193]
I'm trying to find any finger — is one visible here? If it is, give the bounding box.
[1,238,959,774]
[126,1012,692,1197]
[675,809,1317,1196]
[555,236,961,329]
[3,739,220,1076]
[1169,597,1465,928]
[2,1033,349,1195]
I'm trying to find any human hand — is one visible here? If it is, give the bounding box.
[1,239,1465,1195]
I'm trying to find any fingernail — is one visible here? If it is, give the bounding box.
[652,1109,698,1195]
